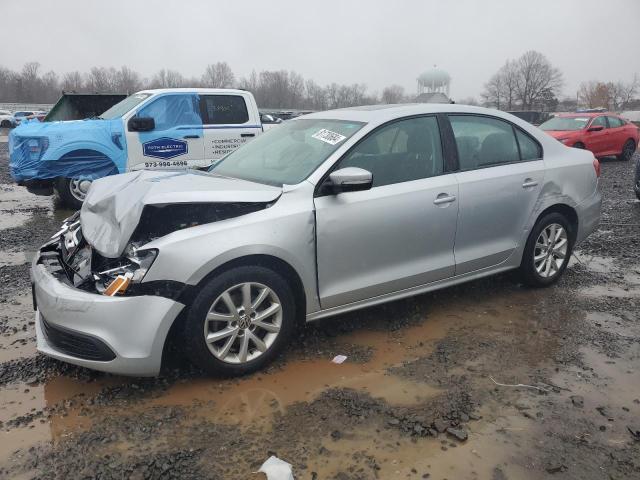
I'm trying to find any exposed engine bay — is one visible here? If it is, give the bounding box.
[38,200,271,297]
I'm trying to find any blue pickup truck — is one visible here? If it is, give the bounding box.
[9,88,263,208]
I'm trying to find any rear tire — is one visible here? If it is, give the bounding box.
[0,120,11,128]
[617,139,636,162]
[54,177,92,210]
[520,212,573,287]
[183,266,296,377]
[573,142,585,149]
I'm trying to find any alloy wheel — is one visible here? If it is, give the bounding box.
[533,223,568,278]
[69,178,92,201]
[204,282,282,364]
[622,141,635,161]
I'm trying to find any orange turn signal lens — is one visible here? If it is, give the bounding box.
[104,274,132,296]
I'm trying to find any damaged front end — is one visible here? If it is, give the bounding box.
[38,212,160,297]
[40,199,273,299]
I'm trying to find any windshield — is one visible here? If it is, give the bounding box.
[100,93,152,119]
[211,119,365,186]
[540,116,590,131]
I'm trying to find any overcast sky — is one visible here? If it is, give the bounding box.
[3,0,639,100]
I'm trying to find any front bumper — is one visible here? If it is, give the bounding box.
[32,255,184,376]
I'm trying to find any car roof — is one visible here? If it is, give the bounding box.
[302,103,525,125]
[557,112,618,118]
[136,88,250,95]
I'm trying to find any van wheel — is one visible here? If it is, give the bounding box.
[183,266,296,376]
[520,212,573,287]
[617,140,636,162]
[55,177,92,210]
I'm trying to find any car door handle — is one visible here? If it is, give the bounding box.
[433,194,456,205]
[183,135,200,139]
[241,133,255,138]
[522,179,538,188]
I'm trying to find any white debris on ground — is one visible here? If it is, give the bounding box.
[257,456,295,480]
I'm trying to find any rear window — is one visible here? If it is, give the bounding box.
[201,95,249,125]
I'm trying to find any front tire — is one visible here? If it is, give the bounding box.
[0,120,11,128]
[520,213,573,287]
[183,266,296,376]
[54,177,92,210]
[617,139,636,162]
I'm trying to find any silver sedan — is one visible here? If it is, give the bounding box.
[32,104,601,376]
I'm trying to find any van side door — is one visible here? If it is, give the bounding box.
[125,93,205,170]
[200,93,263,165]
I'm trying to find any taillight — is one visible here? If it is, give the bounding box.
[593,157,600,178]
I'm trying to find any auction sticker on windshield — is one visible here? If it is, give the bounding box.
[311,129,347,145]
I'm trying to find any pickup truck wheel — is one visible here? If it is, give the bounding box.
[55,177,92,210]
[520,212,573,287]
[183,266,296,377]
[617,140,636,162]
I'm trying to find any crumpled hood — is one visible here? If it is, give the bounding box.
[80,169,282,258]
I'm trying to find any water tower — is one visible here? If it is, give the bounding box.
[416,66,452,103]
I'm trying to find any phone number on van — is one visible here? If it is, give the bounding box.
[144,160,189,168]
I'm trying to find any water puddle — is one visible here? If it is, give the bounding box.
[580,284,640,298]
[0,212,31,230]
[571,253,616,274]
[0,250,29,267]
[152,318,448,426]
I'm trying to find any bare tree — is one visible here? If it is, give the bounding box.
[515,51,563,110]
[201,62,235,88]
[116,66,142,93]
[304,79,327,110]
[483,52,562,111]
[62,71,84,92]
[608,74,639,110]
[457,96,480,106]
[578,81,611,109]
[150,69,185,88]
[0,61,390,109]
[381,84,405,104]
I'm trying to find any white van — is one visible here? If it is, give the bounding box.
[10,88,265,207]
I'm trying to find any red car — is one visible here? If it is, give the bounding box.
[540,112,639,161]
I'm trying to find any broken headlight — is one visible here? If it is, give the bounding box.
[124,247,158,282]
[95,247,158,295]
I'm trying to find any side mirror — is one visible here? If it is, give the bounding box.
[128,116,155,132]
[328,167,373,194]
[587,125,604,132]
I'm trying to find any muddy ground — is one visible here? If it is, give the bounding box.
[0,129,638,479]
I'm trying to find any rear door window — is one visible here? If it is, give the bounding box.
[201,95,249,125]
[515,129,542,160]
[449,115,520,170]
[590,116,607,128]
[607,116,624,128]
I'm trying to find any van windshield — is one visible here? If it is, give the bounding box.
[100,93,151,119]
[211,119,365,186]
